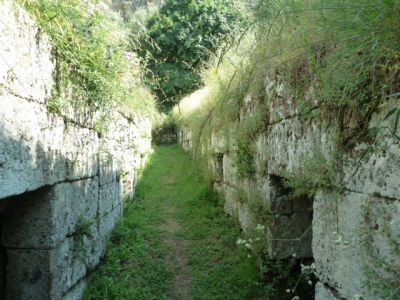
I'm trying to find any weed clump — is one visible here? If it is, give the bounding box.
[18,0,158,126]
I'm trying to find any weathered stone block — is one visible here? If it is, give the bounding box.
[62,279,87,300]
[313,191,400,299]
[6,248,53,300]
[254,133,269,176]
[5,233,102,300]
[0,95,67,199]
[99,143,118,186]
[343,134,400,200]
[211,131,226,153]
[179,128,193,151]
[98,206,122,241]
[237,202,256,231]
[265,73,297,123]
[63,125,99,181]
[99,113,151,196]
[99,181,122,216]
[76,223,105,272]
[0,0,55,103]
[267,116,334,175]
[265,73,319,124]
[2,179,99,249]
[122,171,137,198]
[222,154,237,186]
[6,238,79,300]
[315,282,341,300]
[223,184,239,218]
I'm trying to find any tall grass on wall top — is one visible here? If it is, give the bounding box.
[175,0,400,151]
[255,0,400,115]
[17,0,158,125]
[172,3,400,297]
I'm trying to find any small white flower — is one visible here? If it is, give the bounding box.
[286,289,291,294]
[256,224,265,231]
[292,296,300,300]
[236,238,245,245]
[308,280,313,286]
[87,3,95,15]
[245,243,252,249]
[292,253,297,258]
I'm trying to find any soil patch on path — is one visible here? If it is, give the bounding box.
[159,206,192,300]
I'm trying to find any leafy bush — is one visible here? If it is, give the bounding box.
[137,0,246,110]
[18,0,158,123]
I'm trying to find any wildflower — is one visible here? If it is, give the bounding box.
[256,224,265,231]
[87,3,95,15]
[292,296,300,300]
[286,289,291,294]
[292,253,297,258]
[236,238,245,245]
[308,280,313,286]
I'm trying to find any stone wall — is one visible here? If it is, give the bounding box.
[153,126,178,145]
[0,1,152,299]
[178,75,400,298]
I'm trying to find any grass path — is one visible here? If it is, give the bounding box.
[84,145,275,300]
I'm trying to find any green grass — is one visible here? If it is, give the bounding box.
[83,148,174,299]
[18,0,158,125]
[84,145,282,299]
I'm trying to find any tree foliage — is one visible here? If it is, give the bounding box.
[137,0,245,110]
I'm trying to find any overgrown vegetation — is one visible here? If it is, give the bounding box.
[85,145,307,299]
[283,147,338,199]
[172,1,400,298]
[73,217,95,258]
[174,0,400,171]
[136,0,246,110]
[18,0,158,127]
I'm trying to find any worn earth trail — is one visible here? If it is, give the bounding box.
[84,145,269,300]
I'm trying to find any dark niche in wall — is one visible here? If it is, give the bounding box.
[0,186,52,300]
[214,153,224,182]
[268,174,314,259]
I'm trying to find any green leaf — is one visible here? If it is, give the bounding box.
[384,108,399,121]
